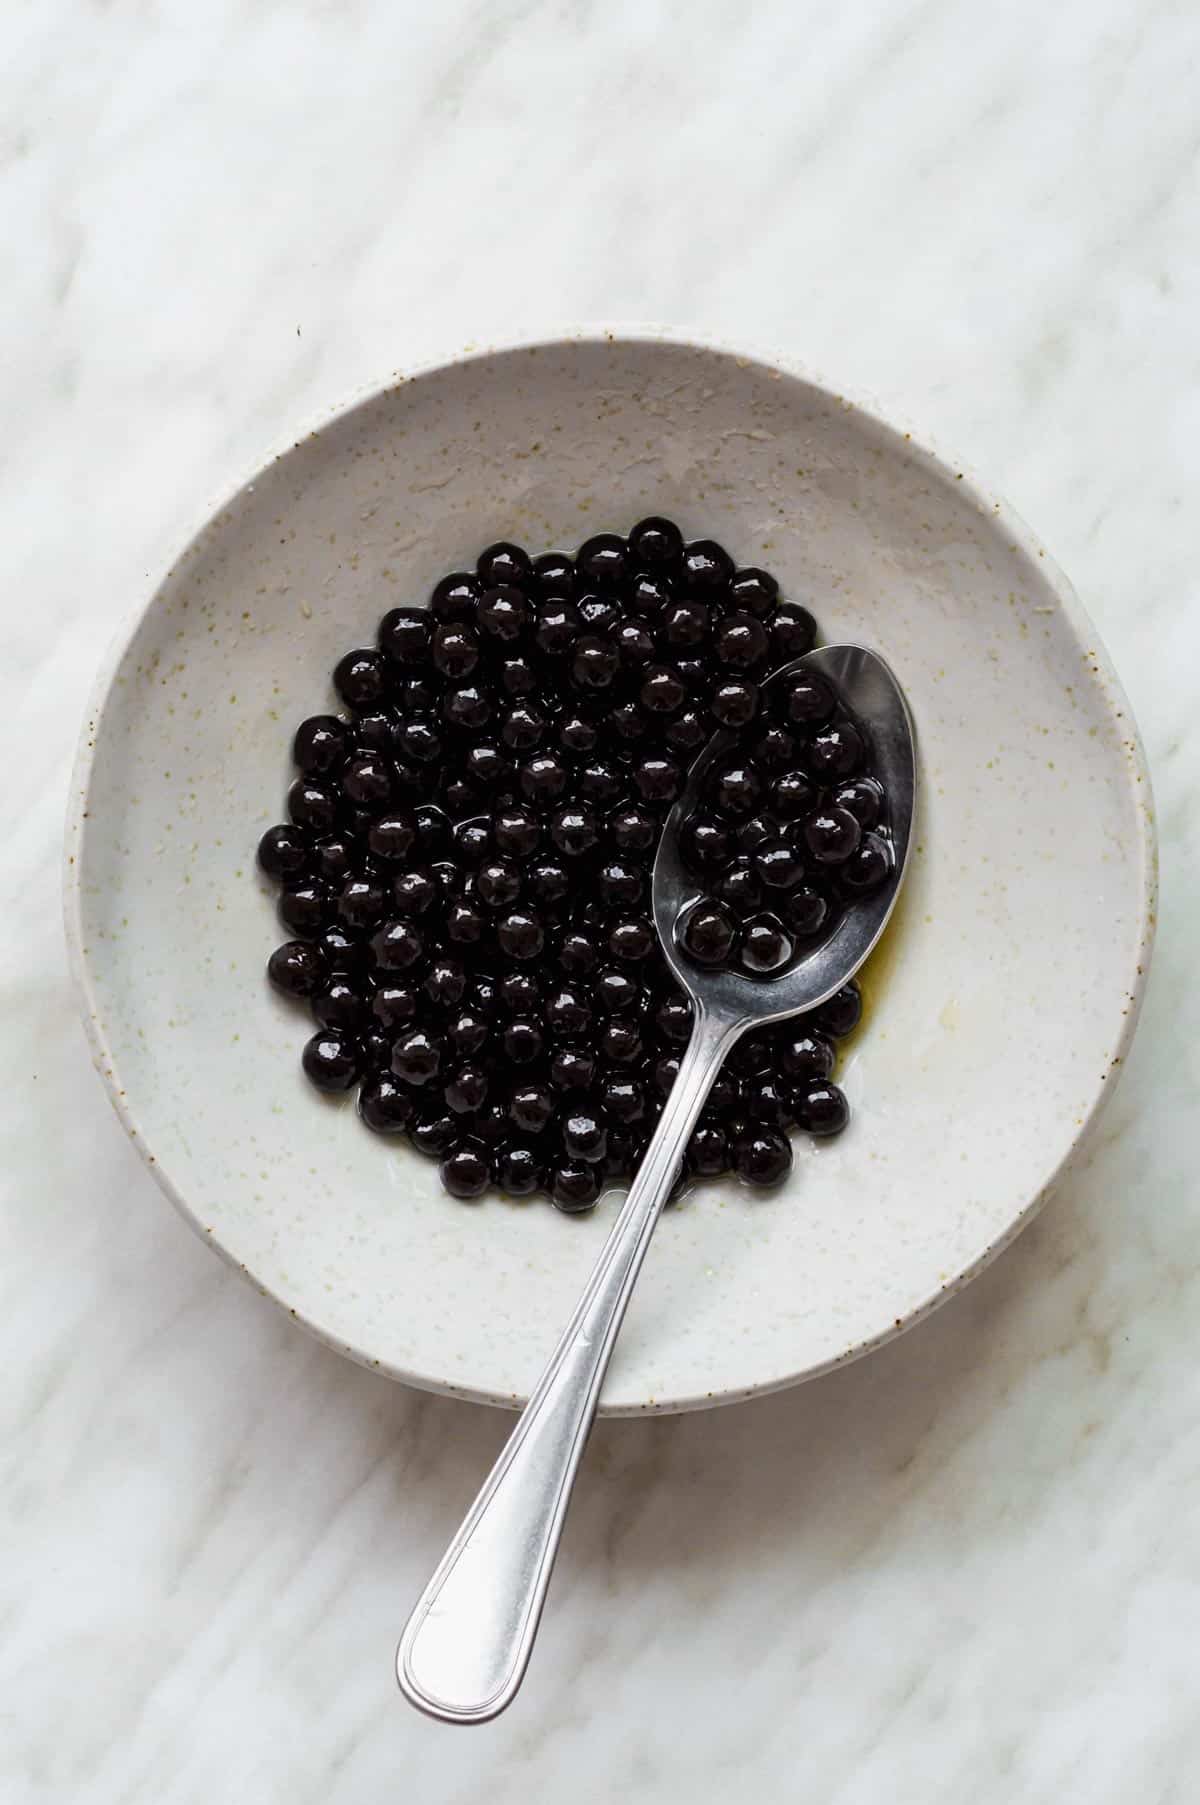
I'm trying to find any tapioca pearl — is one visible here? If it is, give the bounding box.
[549,1045,598,1092]
[840,832,892,893]
[519,752,570,806]
[775,1031,835,1082]
[293,715,349,775]
[707,758,763,820]
[452,819,491,865]
[600,1020,645,1067]
[379,608,433,668]
[534,600,581,657]
[813,982,862,1039]
[767,602,817,660]
[807,718,867,780]
[713,612,769,672]
[371,917,425,971]
[496,910,544,961]
[476,858,522,910]
[632,754,683,806]
[716,857,763,912]
[341,754,394,808]
[687,1121,730,1176]
[491,805,541,860]
[728,567,779,618]
[500,655,539,697]
[740,916,793,975]
[577,758,625,807]
[802,806,862,866]
[570,634,620,691]
[557,930,601,979]
[678,900,739,966]
[423,956,468,1011]
[444,1063,490,1116]
[681,538,733,595]
[258,823,312,881]
[663,708,709,756]
[466,743,513,792]
[782,884,833,939]
[753,841,808,893]
[557,711,601,756]
[493,1144,545,1196]
[440,1143,492,1199]
[477,541,533,590]
[594,969,640,1015]
[431,623,481,681]
[267,940,328,999]
[597,858,644,910]
[652,993,694,1045]
[577,531,631,590]
[278,881,330,938]
[391,1027,443,1086]
[611,619,656,669]
[302,1029,362,1092]
[609,805,657,855]
[731,1128,793,1186]
[734,813,777,855]
[430,571,480,622]
[790,1080,849,1137]
[312,979,373,1032]
[527,857,571,909]
[442,682,493,731]
[409,1108,458,1156]
[373,983,421,1031]
[546,986,594,1037]
[661,598,712,649]
[313,834,357,885]
[710,679,760,728]
[602,1076,649,1127]
[359,1073,415,1134]
[445,899,486,946]
[628,516,684,572]
[832,776,885,830]
[530,550,577,600]
[446,1007,491,1058]
[681,814,733,874]
[562,1108,608,1165]
[334,647,389,709]
[640,664,688,715]
[476,581,530,646]
[608,917,656,964]
[509,1083,556,1134]
[776,669,835,731]
[551,1163,602,1213]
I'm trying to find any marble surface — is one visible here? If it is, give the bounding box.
[3,0,1196,1798]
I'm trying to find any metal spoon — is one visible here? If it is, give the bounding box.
[397,644,917,1723]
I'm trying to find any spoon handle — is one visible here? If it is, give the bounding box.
[396,1001,742,1723]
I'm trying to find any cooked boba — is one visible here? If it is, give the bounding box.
[258,522,866,1206]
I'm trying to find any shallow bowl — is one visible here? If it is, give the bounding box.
[65,330,1156,1414]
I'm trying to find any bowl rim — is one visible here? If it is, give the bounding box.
[62,324,1159,1414]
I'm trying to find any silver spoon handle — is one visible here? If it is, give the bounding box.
[396,1002,742,1723]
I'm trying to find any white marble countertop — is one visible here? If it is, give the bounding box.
[4,2,1196,1799]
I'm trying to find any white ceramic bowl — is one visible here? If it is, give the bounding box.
[65,331,1156,1415]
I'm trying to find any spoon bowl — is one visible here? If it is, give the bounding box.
[654,645,917,1026]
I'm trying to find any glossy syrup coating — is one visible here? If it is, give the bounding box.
[259,522,865,1205]
[676,671,893,982]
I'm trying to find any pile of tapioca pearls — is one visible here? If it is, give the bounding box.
[258,517,863,1207]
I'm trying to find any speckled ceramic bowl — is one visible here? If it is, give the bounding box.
[65,330,1156,1415]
